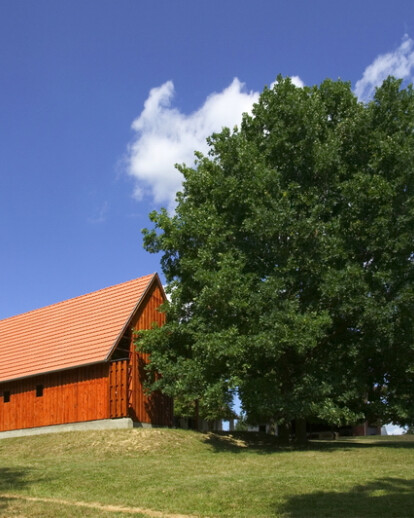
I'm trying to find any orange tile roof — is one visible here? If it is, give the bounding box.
[0,274,159,383]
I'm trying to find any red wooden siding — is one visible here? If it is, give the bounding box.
[129,282,173,426]
[109,360,128,418]
[0,364,109,432]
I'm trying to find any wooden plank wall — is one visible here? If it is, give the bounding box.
[109,360,128,418]
[0,364,109,432]
[130,282,173,426]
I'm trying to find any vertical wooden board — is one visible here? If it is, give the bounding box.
[82,372,90,422]
[103,365,110,419]
[56,373,63,425]
[114,364,119,416]
[118,362,126,416]
[121,361,127,416]
[34,381,42,427]
[119,363,124,416]
[111,366,116,416]
[78,370,84,421]
[45,373,55,426]
[110,363,117,417]
[109,367,113,416]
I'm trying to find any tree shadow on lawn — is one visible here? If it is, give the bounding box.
[203,432,414,454]
[309,437,414,453]
[279,477,414,518]
[203,431,299,454]
[0,467,34,515]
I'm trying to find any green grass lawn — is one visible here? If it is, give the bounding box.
[0,429,413,517]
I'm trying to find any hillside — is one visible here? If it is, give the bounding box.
[0,429,413,517]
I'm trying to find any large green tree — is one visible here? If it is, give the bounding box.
[139,76,414,438]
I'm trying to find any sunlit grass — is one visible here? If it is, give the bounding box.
[0,429,413,517]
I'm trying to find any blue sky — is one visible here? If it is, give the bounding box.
[1,0,414,319]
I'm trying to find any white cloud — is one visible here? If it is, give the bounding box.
[290,75,305,88]
[126,78,259,210]
[355,34,414,102]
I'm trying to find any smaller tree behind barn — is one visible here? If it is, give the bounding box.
[139,76,414,441]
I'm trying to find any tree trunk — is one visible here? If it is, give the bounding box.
[278,422,291,443]
[195,400,200,431]
[295,417,307,445]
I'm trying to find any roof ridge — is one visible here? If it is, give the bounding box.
[0,273,156,324]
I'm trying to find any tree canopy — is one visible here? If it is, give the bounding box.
[139,76,414,433]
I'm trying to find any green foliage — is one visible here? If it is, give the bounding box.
[139,76,414,427]
[234,412,249,431]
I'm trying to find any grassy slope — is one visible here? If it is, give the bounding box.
[0,429,413,517]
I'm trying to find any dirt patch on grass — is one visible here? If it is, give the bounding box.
[2,494,199,518]
[203,431,286,452]
[87,428,201,456]
[206,433,248,448]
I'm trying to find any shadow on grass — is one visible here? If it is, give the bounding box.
[310,437,414,453]
[203,432,414,454]
[279,477,414,518]
[202,431,296,453]
[0,467,31,514]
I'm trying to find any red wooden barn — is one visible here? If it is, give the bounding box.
[0,273,172,433]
